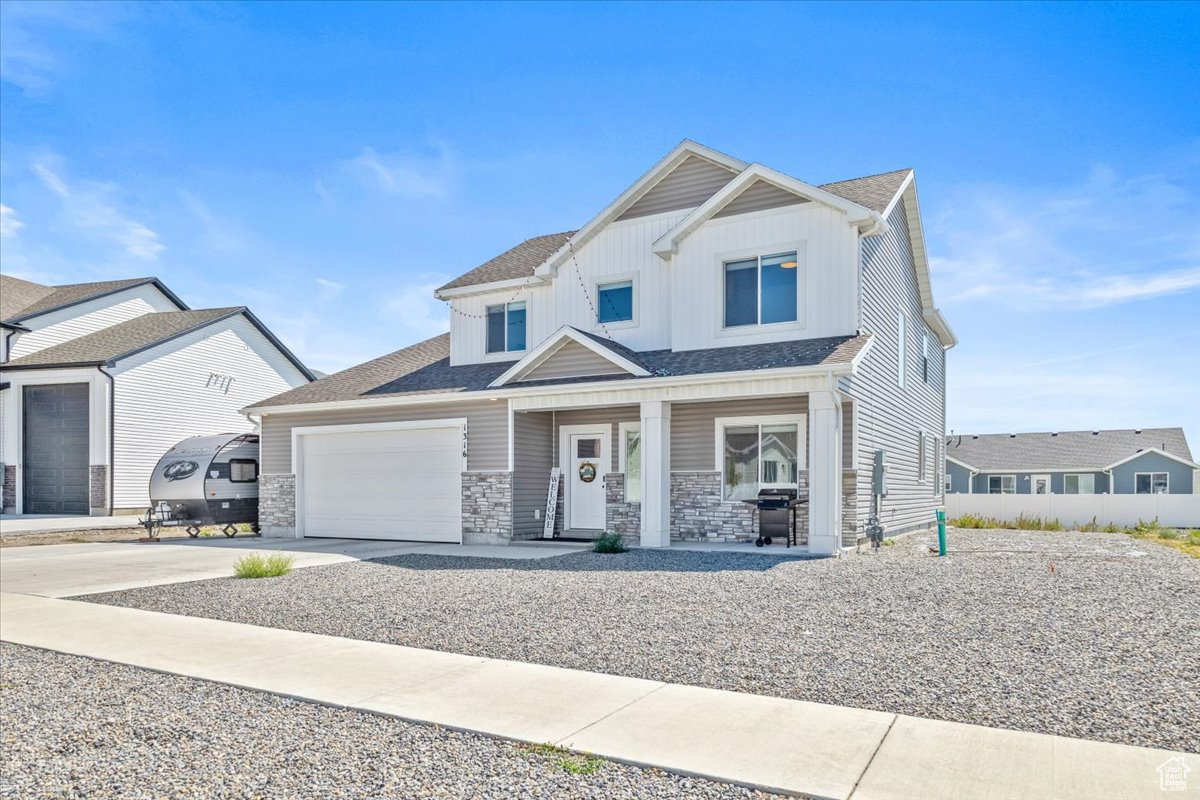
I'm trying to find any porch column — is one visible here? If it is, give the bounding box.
[808,390,842,555]
[640,400,671,548]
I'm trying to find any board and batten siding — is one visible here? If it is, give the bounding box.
[260,398,508,476]
[850,198,946,536]
[518,340,627,382]
[449,209,689,365]
[669,202,860,352]
[110,315,309,509]
[9,284,181,360]
[512,411,553,539]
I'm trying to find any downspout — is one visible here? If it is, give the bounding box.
[97,365,116,516]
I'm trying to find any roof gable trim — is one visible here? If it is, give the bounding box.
[652,164,883,259]
[488,327,650,388]
[8,278,189,324]
[1104,447,1200,471]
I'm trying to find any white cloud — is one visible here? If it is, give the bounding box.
[930,165,1200,311]
[340,142,458,199]
[31,153,165,260]
[0,2,136,96]
[0,205,24,238]
[316,277,345,302]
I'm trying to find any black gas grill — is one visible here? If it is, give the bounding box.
[743,488,806,547]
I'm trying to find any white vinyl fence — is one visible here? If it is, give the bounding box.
[945,493,1200,529]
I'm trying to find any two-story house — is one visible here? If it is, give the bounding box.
[1,275,313,516]
[246,141,956,554]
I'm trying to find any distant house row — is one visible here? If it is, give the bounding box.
[944,428,1197,495]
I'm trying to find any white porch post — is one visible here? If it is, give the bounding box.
[640,400,671,548]
[808,390,842,555]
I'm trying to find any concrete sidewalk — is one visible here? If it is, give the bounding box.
[1,592,1191,800]
[0,537,582,598]
[0,513,142,535]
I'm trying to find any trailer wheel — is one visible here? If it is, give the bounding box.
[223,524,238,537]
[187,526,201,538]
[755,537,764,547]
[763,536,773,546]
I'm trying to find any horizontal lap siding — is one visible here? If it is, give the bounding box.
[512,411,553,539]
[852,199,946,537]
[617,155,737,220]
[260,399,508,474]
[1111,452,1194,494]
[10,285,180,359]
[519,341,626,382]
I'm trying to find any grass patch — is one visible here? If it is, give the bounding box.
[948,513,1001,529]
[883,538,896,547]
[592,532,628,554]
[232,553,295,578]
[1123,519,1200,558]
[522,743,605,775]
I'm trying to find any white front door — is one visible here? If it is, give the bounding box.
[566,429,607,530]
[1031,474,1051,495]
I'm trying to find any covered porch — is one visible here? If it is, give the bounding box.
[508,384,855,555]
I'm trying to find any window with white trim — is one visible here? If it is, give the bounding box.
[1135,472,1169,494]
[897,311,907,387]
[944,472,953,492]
[922,334,930,383]
[597,280,634,324]
[1064,474,1095,495]
[723,252,798,328]
[486,301,526,353]
[718,417,803,501]
[619,422,642,503]
[988,475,1016,494]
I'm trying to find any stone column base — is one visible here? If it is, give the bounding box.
[462,471,513,544]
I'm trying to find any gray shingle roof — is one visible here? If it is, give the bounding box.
[435,165,912,293]
[437,231,575,292]
[2,308,243,368]
[819,169,912,213]
[248,332,869,409]
[0,275,186,323]
[945,428,1195,471]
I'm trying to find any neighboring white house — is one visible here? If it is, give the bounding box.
[247,140,957,554]
[1,275,313,515]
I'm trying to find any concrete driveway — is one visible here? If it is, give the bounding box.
[0,537,581,598]
[0,514,143,536]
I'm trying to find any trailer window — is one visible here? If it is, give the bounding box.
[230,459,258,483]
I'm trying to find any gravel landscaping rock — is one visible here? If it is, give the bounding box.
[0,643,780,800]
[84,529,1200,753]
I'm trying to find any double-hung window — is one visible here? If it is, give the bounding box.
[597,280,634,324]
[988,475,1016,494]
[1064,474,1095,494]
[723,251,798,328]
[619,423,642,503]
[1135,472,1169,494]
[719,417,802,501]
[485,301,526,354]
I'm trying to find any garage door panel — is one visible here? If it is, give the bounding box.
[299,426,462,542]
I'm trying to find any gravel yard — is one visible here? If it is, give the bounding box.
[85,529,1200,753]
[0,644,779,800]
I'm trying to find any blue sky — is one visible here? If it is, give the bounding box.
[2,1,1198,447]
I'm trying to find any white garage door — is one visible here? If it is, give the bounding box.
[298,425,463,542]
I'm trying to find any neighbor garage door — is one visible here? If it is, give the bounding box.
[298,424,463,542]
[23,383,90,515]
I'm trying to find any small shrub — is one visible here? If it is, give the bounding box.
[1102,522,1122,533]
[522,743,604,776]
[233,553,294,578]
[883,538,896,547]
[948,513,1000,529]
[592,532,628,553]
[1077,516,1100,533]
[1013,512,1048,530]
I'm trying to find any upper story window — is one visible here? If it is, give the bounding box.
[486,301,526,354]
[597,280,634,324]
[723,251,797,328]
[922,334,930,383]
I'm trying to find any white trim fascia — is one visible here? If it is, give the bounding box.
[250,358,861,417]
[1104,447,1200,470]
[923,309,957,349]
[434,275,549,301]
[532,141,747,279]
[488,326,651,388]
[652,164,882,259]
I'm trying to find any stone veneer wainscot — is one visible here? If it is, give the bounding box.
[259,473,297,537]
[462,471,512,545]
